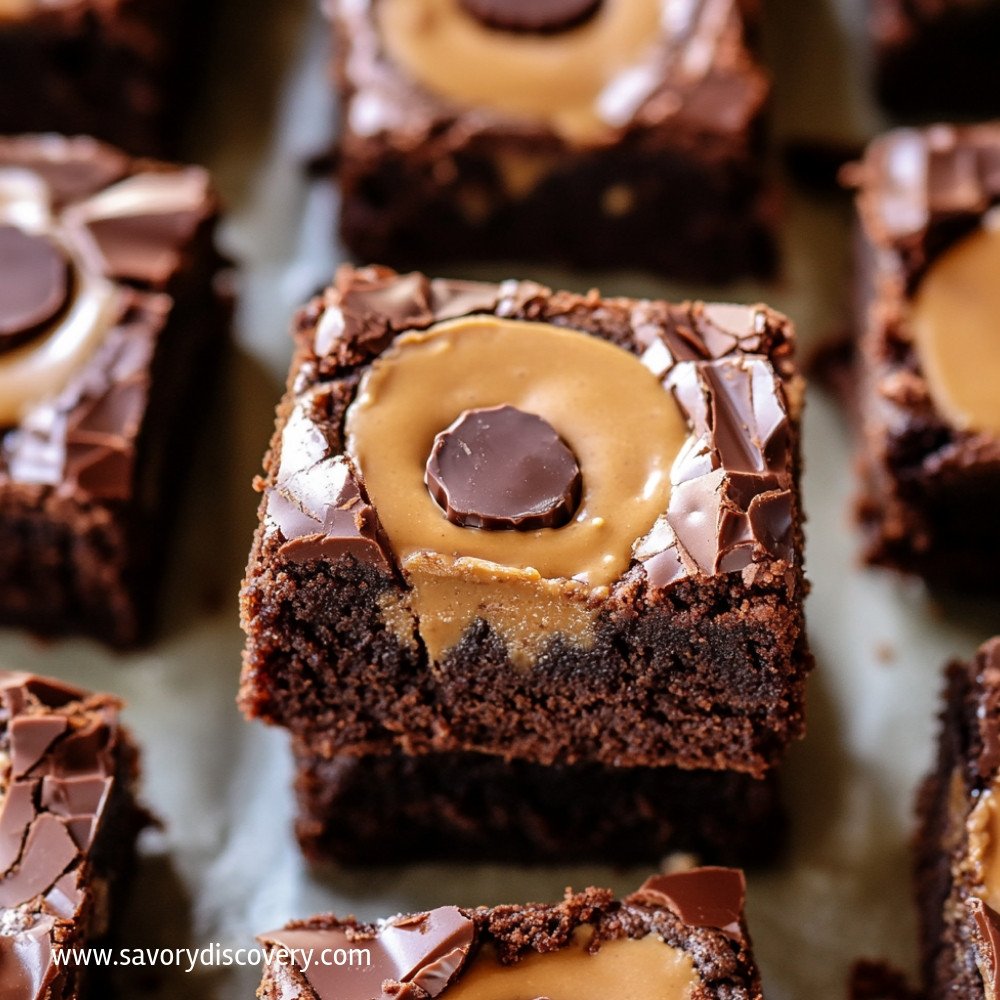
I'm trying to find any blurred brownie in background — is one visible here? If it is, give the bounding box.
[0,134,228,646]
[0,670,145,999]
[846,124,1000,590]
[0,0,203,156]
[872,0,1000,120]
[328,0,777,282]
[915,638,1000,1000]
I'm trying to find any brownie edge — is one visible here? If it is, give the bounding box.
[257,871,763,1000]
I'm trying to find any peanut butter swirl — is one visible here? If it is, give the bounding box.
[910,218,1000,437]
[344,316,687,663]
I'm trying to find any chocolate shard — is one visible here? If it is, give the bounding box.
[269,454,393,572]
[971,897,1000,995]
[425,405,582,531]
[260,905,475,1000]
[631,867,746,938]
[0,226,71,352]
[458,0,603,33]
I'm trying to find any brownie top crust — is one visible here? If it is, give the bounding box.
[258,868,759,1000]
[0,133,219,500]
[261,265,800,666]
[329,0,768,147]
[0,670,130,998]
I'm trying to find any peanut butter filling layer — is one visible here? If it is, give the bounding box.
[445,929,698,1000]
[968,785,1000,911]
[345,316,687,664]
[377,0,665,142]
[910,218,1000,437]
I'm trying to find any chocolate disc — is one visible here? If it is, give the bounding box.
[459,0,603,34]
[425,405,582,531]
[0,226,71,353]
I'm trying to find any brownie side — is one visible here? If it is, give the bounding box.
[0,671,146,999]
[330,0,776,282]
[0,0,200,156]
[292,744,784,867]
[0,136,227,647]
[240,267,811,775]
[914,640,1000,1000]
[873,0,1000,120]
[258,876,762,1000]
[848,125,1000,591]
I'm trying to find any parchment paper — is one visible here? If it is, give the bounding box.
[2,0,995,996]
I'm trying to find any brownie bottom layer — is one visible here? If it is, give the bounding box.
[293,746,785,867]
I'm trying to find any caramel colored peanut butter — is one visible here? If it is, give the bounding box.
[345,316,687,664]
[445,930,698,1000]
[967,785,1000,911]
[910,220,1000,437]
[377,0,665,142]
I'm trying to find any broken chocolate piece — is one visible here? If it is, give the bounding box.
[458,0,602,33]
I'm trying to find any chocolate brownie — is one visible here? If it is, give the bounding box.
[256,870,762,1000]
[0,134,227,647]
[329,0,776,282]
[845,124,1000,590]
[872,0,1000,120]
[0,670,145,999]
[239,265,811,776]
[0,1,202,156]
[292,745,784,867]
[914,638,1000,1000]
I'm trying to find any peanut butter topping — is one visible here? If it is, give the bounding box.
[967,786,1000,912]
[445,930,698,1000]
[376,0,666,142]
[344,316,687,663]
[910,218,1000,437]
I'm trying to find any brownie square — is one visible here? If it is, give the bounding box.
[329,0,776,282]
[0,1,200,156]
[846,124,1000,590]
[914,638,1000,1000]
[0,134,227,647]
[257,871,762,1000]
[0,670,145,999]
[872,0,1000,120]
[240,265,811,776]
[292,744,784,867]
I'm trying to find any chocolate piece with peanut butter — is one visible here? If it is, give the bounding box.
[239,265,811,777]
[256,871,764,1000]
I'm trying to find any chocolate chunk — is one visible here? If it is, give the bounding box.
[972,897,1000,993]
[261,905,474,1000]
[0,226,71,353]
[425,405,582,531]
[632,867,746,938]
[458,0,603,34]
[269,454,393,572]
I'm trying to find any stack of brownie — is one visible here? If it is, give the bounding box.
[239,264,813,866]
